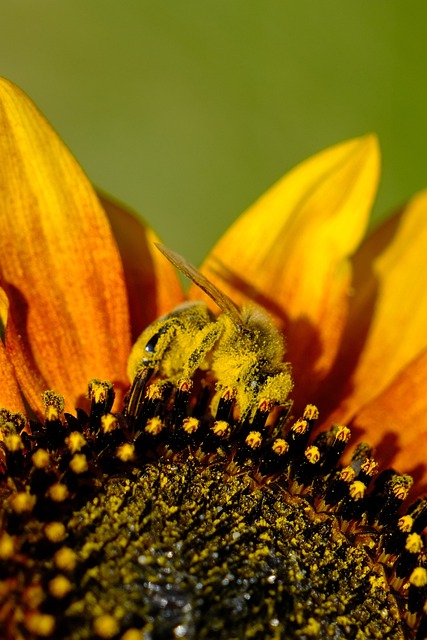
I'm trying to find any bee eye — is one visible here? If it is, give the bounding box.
[145,332,161,355]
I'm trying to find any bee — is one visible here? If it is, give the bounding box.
[127,244,293,418]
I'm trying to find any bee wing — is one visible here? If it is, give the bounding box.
[155,243,244,328]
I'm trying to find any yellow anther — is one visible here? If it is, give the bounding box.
[397,515,413,533]
[340,466,356,483]
[42,390,64,421]
[391,475,413,500]
[334,425,351,442]
[409,567,427,587]
[272,438,289,456]
[303,405,319,420]
[49,574,72,598]
[349,481,366,500]
[54,547,77,571]
[4,433,23,451]
[178,378,193,393]
[212,421,230,438]
[101,413,118,433]
[116,443,135,462]
[11,491,36,513]
[47,483,69,502]
[145,417,164,435]
[25,613,56,637]
[88,379,112,404]
[245,431,262,449]
[70,453,89,474]
[258,398,274,413]
[45,522,66,543]
[405,532,423,554]
[305,446,320,464]
[292,418,308,435]
[66,431,87,454]
[121,630,142,640]
[182,417,200,434]
[93,614,120,638]
[0,533,14,559]
[32,448,50,468]
[360,458,378,477]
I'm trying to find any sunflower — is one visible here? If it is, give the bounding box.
[0,78,426,639]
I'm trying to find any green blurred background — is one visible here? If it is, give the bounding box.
[1,1,426,264]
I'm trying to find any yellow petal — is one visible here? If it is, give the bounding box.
[351,348,427,494]
[191,136,379,408]
[0,78,131,415]
[322,190,427,426]
[0,289,24,414]
[99,193,184,342]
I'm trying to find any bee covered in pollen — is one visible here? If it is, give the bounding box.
[127,244,293,422]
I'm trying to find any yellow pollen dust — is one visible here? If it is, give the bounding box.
[303,404,319,420]
[45,522,66,543]
[93,614,120,638]
[32,448,50,468]
[212,420,230,438]
[66,431,87,454]
[116,443,135,462]
[410,567,427,587]
[145,417,164,435]
[54,547,77,571]
[349,481,366,500]
[305,446,320,464]
[25,613,56,637]
[0,533,14,560]
[245,431,262,449]
[101,413,118,433]
[272,438,288,456]
[47,483,69,502]
[146,384,164,401]
[182,417,200,434]
[5,433,23,451]
[405,532,424,553]
[11,492,36,513]
[49,574,73,598]
[398,515,413,532]
[70,453,89,474]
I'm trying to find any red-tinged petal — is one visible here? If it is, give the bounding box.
[322,190,427,427]
[0,289,24,414]
[191,136,379,408]
[0,78,131,415]
[350,349,427,495]
[99,193,184,342]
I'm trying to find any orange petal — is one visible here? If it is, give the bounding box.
[191,136,379,408]
[0,78,131,415]
[351,348,427,495]
[0,288,25,414]
[99,193,184,342]
[322,190,427,427]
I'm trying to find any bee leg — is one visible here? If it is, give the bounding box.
[183,322,224,378]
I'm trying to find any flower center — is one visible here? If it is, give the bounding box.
[0,360,426,638]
